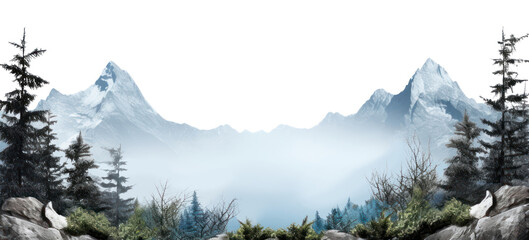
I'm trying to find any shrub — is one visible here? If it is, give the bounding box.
[393,190,472,239]
[439,198,472,226]
[275,217,321,240]
[118,203,154,240]
[351,212,395,240]
[64,208,117,240]
[229,217,321,240]
[228,219,274,240]
[393,188,440,239]
[352,189,473,240]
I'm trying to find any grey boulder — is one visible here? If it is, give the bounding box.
[45,202,68,230]
[469,190,494,219]
[1,197,49,228]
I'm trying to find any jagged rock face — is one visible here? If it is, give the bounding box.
[473,204,529,240]
[470,190,494,219]
[426,185,529,240]
[0,214,63,240]
[489,185,529,217]
[1,197,48,227]
[0,197,97,240]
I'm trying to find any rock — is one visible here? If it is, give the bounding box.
[488,185,529,217]
[0,197,98,240]
[0,214,62,240]
[425,203,529,240]
[1,197,49,227]
[473,203,529,240]
[209,233,229,240]
[45,202,68,230]
[470,190,494,219]
[425,225,474,240]
[322,230,361,240]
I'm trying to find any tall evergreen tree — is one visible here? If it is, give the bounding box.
[182,191,206,238]
[101,145,134,227]
[325,207,343,231]
[0,29,48,202]
[64,132,102,211]
[480,30,529,186]
[441,111,482,204]
[37,112,66,211]
[312,211,325,234]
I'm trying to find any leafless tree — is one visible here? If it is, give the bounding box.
[368,134,438,214]
[194,198,238,239]
[148,182,187,240]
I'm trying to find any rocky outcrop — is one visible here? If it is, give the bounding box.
[0,197,97,240]
[209,233,229,240]
[322,230,361,240]
[469,190,494,219]
[426,185,529,240]
[488,185,529,216]
[45,202,68,230]
[2,197,49,227]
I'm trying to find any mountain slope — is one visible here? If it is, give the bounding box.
[30,59,496,229]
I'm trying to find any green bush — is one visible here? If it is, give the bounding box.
[229,217,321,240]
[439,198,472,226]
[64,208,117,240]
[275,217,320,240]
[118,204,154,240]
[228,219,274,240]
[352,189,473,240]
[351,212,395,240]
[393,188,440,239]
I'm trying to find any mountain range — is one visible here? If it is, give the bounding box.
[31,58,495,228]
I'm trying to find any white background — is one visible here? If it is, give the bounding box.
[1,0,529,132]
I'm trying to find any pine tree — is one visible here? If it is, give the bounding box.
[312,211,325,234]
[101,145,134,227]
[64,132,102,211]
[0,29,48,202]
[325,207,343,231]
[441,111,482,204]
[37,112,66,211]
[184,191,206,238]
[481,30,529,186]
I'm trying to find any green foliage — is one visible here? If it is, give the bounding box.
[352,190,473,240]
[439,198,472,226]
[64,208,117,240]
[351,212,395,240]
[393,188,440,238]
[229,217,321,240]
[275,217,320,240]
[442,111,482,204]
[0,28,49,202]
[64,132,103,212]
[118,203,154,240]
[228,219,274,240]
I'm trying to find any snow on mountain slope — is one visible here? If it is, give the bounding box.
[354,88,393,122]
[384,58,493,130]
[36,62,207,151]
[26,58,497,229]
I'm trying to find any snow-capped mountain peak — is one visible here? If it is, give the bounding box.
[94,62,118,92]
[354,89,393,122]
[409,58,459,104]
